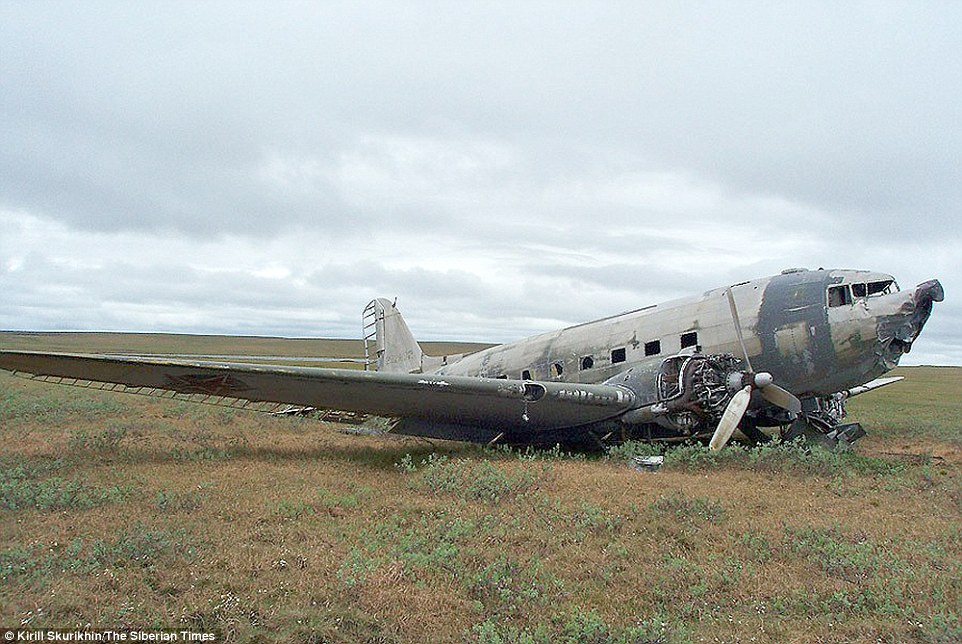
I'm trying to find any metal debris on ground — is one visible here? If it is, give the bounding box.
[630,455,664,472]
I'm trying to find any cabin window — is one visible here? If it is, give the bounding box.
[550,362,564,377]
[611,347,627,364]
[495,374,507,379]
[680,331,698,349]
[644,340,661,357]
[521,369,531,380]
[852,283,866,298]
[828,285,852,307]
[580,355,594,370]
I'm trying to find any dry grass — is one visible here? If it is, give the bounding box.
[1,335,960,643]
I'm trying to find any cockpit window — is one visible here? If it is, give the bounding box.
[851,280,897,300]
[867,280,896,297]
[828,285,852,307]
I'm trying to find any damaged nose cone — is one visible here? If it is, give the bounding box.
[908,279,944,345]
[916,279,944,305]
[877,278,943,368]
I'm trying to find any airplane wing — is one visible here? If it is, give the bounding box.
[845,376,904,398]
[0,351,636,438]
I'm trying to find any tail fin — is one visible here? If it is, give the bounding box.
[363,298,424,373]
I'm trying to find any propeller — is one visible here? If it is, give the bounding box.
[708,288,802,451]
[709,385,752,451]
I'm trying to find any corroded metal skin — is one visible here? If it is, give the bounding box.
[433,269,940,393]
[428,268,942,441]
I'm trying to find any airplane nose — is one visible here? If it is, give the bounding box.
[908,279,944,341]
[916,279,944,306]
[876,279,943,367]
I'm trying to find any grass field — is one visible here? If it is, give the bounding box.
[0,331,491,369]
[1,334,959,643]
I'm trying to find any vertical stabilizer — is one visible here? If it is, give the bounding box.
[364,298,424,373]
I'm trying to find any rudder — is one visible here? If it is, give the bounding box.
[363,298,424,373]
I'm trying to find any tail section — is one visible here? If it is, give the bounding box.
[363,298,424,373]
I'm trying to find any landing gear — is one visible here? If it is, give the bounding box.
[779,401,866,449]
[738,417,773,445]
[782,412,865,449]
[781,415,834,447]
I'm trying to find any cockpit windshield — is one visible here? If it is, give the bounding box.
[829,278,899,308]
[851,279,897,299]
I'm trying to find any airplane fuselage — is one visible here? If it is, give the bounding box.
[433,268,940,404]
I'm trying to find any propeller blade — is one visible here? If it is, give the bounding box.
[760,382,802,414]
[709,385,752,451]
[726,287,752,372]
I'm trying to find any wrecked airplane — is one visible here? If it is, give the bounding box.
[0,268,944,450]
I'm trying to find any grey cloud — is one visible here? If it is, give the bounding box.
[5,3,958,237]
[306,262,497,312]
[1,3,959,363]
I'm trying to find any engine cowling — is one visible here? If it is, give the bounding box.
[614,353,742,434]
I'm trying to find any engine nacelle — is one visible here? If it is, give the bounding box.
[615,353,744,435]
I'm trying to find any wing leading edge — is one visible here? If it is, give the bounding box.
[0,351,636,438]
[845,376,904,398]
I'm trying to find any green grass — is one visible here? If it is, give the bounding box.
[0,457,133,512]
[399,452,549,502]
[847,366,962,444]
[649,493,726,524]
[473,608,687,644]
[1,522,198,585]
[0,387,128,422]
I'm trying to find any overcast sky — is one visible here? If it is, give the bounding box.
[1,2,960,365]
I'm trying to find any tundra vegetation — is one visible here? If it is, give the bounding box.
[0,334,959,643]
